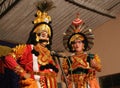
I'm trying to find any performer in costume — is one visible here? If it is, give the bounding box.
[62,13,102,88]
[4,0,59,88]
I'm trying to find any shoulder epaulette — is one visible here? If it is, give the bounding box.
[10,44,26,59]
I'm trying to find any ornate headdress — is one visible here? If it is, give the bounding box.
[27,0,55,47]
[63,13,94,52]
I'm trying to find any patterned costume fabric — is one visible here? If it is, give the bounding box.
[5,44,58,88]
[62,53,101,88]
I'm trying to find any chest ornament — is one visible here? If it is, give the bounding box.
[71,54,89,69]
[34,45,54,66]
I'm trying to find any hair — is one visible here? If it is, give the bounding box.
[68,33,88,52]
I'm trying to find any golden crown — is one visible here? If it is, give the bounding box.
[33,0,55,24]
[33,10,51,24]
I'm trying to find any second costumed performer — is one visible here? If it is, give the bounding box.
[62,13,102,88]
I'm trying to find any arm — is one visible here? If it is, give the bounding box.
[90,54,102,72]
[4,44,30,78]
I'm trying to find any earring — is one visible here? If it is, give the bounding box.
[82,46,85,50]
[72,45,75,51]
[72,48,75,51]
[36,35,39,42]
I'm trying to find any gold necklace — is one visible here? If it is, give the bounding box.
[34,44,53,65]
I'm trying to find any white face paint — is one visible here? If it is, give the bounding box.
[39,31,49,40]
[36,31,50,46]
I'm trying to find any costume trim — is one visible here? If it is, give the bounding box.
[40,63,59,73]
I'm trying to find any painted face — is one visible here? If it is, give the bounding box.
[39,31,49,40]
[71,39,84,52]
[35,31,50,46]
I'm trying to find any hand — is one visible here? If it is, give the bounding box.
[90,59,97,68]
[23,73,31,79]
[90,59,101,72]
[20,78,38,88]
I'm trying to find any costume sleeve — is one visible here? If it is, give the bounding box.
[5,44,27,77]
[91,54,102,72]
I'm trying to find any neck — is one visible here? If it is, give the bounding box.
[75,51,84,55]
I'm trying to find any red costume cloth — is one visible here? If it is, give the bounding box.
[4,44,58,88]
